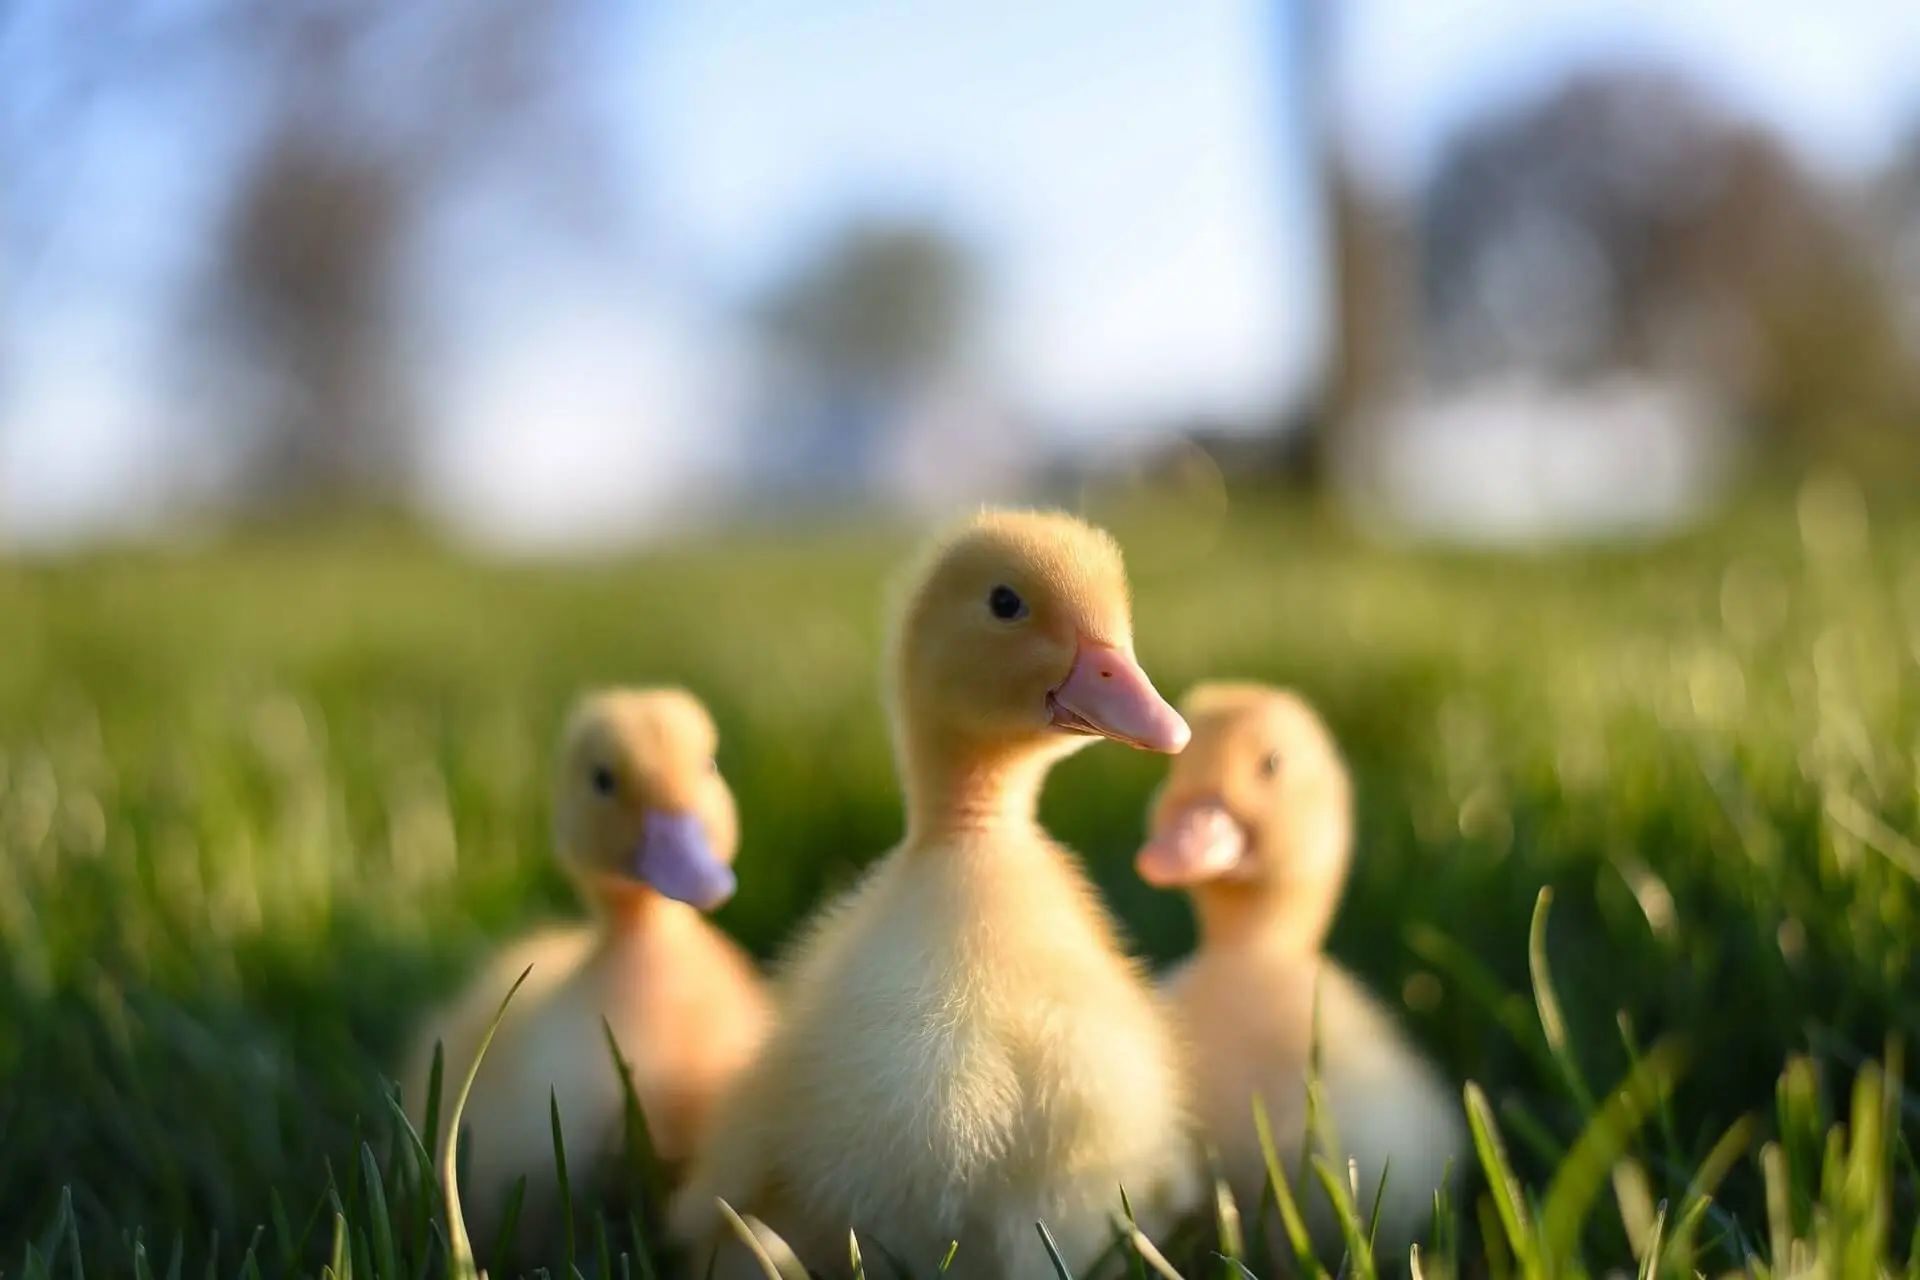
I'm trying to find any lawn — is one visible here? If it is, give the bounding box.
[0,484,1914,1277]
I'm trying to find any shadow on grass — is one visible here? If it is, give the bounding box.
[0,901,456,1272]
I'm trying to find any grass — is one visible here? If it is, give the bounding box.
[0,480,1915,1276]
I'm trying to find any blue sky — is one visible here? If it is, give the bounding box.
[5,0,1920,548]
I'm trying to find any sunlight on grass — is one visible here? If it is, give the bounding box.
[0,493,1916,1274]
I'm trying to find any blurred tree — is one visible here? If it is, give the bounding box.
[746,221,980,504]
[1295,0,1392,481]
[756,222,977,392]
[3,0,621,519]
[1239,0,1412,493]
[202,0,619,518]
[1420,67,1916,476]
[1870,125,1920,368]
[208,56,410,510]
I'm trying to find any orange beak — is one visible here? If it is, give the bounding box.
[1047,640,1190,754]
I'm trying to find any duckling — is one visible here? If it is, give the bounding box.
[670,508,1203,1280]
[400,687,771,1257]
[1134,682,1464,1266]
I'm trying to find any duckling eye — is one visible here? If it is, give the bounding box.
[987,584,1028,621]
[1260,751,1283,780]
[590,765,617,797]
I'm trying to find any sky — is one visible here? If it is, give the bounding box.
[4,0,1920,549]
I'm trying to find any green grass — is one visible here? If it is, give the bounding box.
[0,484,1915,1276]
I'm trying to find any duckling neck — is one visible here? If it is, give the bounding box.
[900,737,1064,846]
[585,881,700,939]
[1194,886,1336,958]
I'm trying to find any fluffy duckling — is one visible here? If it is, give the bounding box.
[401,688,771,1254]
[1134,683,1464,1266]
[671,508,1203,1280]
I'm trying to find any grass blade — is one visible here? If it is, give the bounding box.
[327,1211,351,1280]
[290,1189,328,1273]
[1476,1197,1511,1280]
[715,1199,807,1280]
[359,1142,400,1280]
[1408,927,1549,1074]
[238,1226,263,1280]
[1538,1036,1687,1263]
[269,1188,295,1272]
[489,1176,525,1272]
[1611,1159,1658,1263]
[132,1231,155,1280]
[1616,1011,1684,1173]
[1309,1156,1376,1280]
[1462,1081,1538,1275]
[1527,887,1597,1115]
[442,962,536,1280]
[59,1187,82,1280]
[1659,1114,1755,1273]
[1036,1221,1077,1280]
[1212,1173,1246,1267]
[861,1234,915,1278]
[1252,1093,1318,1274]
[1117,1185,1149,1280]
[423,1043,446,1158]
[1430,1158,1457,1280]
[551,1089,577,1277]
[626,1211,660,1280]
[1636,1202,1666,1280]
[379,1089,440,1275]
[1106,1215,1187,1280]
[603,1017,671,1224]
[31,1187,72,1270]
[1364,1159,1390,1257]
[1758,1143,1789,1274]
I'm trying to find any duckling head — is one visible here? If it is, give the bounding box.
[888,507,1190,772]
[1135,683,1352,950]
[552,687,740,914]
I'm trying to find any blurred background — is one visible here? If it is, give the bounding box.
[5,0,1920,1273]
[8,0,1919,549]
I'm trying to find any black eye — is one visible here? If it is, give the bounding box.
[1260,751,1282,779]
[591,765,617,796]
[987,585,1028,621]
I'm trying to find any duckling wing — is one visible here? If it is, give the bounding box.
[1306,963,1465,1235]
[399,926,596,1138]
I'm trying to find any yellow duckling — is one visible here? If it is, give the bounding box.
[1134,682,1465,1265]
[671,508,1203,1279]
[401,687,771,1255]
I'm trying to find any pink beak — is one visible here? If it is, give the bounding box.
[1047,640,1190,754]
[1135,800,1249,887]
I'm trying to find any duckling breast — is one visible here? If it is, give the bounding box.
[753,843,1200,1270]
